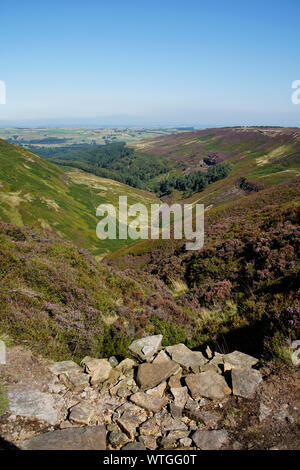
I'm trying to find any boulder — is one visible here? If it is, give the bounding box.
[130,392,168,413]
[192,429,229,450]
[166,344,207,371]
[22,426,106,450]
[129,335,163,362]
[8,387,59,425]
[185,370,231,400]
[136,361,180,390]
[231,368,262,398]
[222,351,259,371]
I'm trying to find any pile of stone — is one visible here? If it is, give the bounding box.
[18,335,263,450]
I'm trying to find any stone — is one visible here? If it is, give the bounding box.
[69,402,95,425]
[139,417,160,436]
[231,368,262,398]
[179,437,192,447]
[59,370,90,391]
[129,335,163,362]
[185,371,231,400]
[136,361,180,390]
[152,350,171,364]
[291,347,300,366]
[146,381,167,398]
[108,356,119,367]
[117,412,146,439]
[168,372,182,388]
[116,358,136,374]
[184,409,221,427]
[222,351,259,371]
[81,357,112,385]
[170,386,188,408]
[108,430,130,448]
[161,416,188,432]
[160,430,189,448]
[139,435,157,450]
[291,340,300,349]
[8,387,59,425]
[130,392,168,413]
[122,442,146,451]
[184,398,199,411]
[166,344,207,371]
[169,403,183,419]
[192,429,229,450]
[259,403,272,422]
[48,360,81,376]
[205,345,213,359]
[22,426,106,450]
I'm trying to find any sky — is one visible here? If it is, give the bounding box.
[0,0,300,127]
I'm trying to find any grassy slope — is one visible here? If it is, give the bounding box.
[0,139,159,256]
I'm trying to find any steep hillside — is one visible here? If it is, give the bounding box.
[0,139,159,256]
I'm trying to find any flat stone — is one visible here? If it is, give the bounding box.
[129,335,163,362]
[192,429,229,450]
[136,361,180,390]
[48,360,81,376]
[170,386,188,408]
[185,371,231,400]
[59,370,90,391]
[108,431,130,448]
[152,350,171,364]
[146,381,167,398]
[117,411,147,439]
[8,387,59,425]
[231,368,262,398]
[130,392,168,413]
[22,426,106,450]
[223,351,259,371]
[160,430,189,448]
[168,372,182,388]
[81,357,112,385]
[166,344,207,371]
[169,403,183,419]
[161,416,188,432]
[69,402,95,425]
[122,442,146,451]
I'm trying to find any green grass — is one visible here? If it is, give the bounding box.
[0,383,8,417]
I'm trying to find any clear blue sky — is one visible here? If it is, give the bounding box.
[0,0,300,127]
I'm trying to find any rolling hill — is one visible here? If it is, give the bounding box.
[0,139,159,256]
